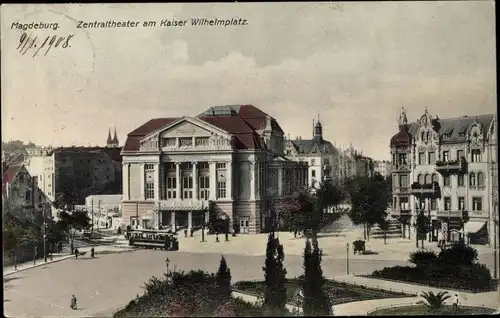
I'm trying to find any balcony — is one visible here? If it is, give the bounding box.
[391,208,411,217]
[436,210,464,218]
[410,181,440,197]
[435,157,466,174]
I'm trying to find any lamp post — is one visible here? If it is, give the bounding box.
[165,257,170,274]
[43,204,47,262]
[346,242,350,275]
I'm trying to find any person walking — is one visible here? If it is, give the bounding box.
[74,248,79,259]
[453,293,460,312]
[90,247,95,258]
[70,295,77,310]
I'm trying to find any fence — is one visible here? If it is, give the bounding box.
[366,303,493,315]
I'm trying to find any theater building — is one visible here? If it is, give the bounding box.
[390,107,497,245]
[121,105,308,234]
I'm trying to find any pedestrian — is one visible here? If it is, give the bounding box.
[91,247,95,258]
[184,229,188,238]
[74,248,79,259]
[453,293,460,312]
[225,232,229,242]
[70,295,77,310]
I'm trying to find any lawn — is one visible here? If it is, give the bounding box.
[233,278,415,306]
[368,305,496,316]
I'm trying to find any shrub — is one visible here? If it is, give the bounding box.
[419,291,450,311]
[116,227,122,235]
[408,249,438,267]
[438,243,478,265]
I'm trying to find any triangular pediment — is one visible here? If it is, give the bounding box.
[141,117,231,143]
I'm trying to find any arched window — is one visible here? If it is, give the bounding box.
[477,172,484,187]
[426,132,431,140]
[469,172,476,186]
[424,174,431,184]
[418,174,424,184]
[421,132,425,141]
[432,173,438,183]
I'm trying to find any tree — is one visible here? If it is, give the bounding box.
[262,233,287,315]
[415,209,430,248]
[302,238,331,316]
[280,181,346,237]
[46,217,67,255]
[216,256,232,302]
[377,218,390,245]
[57,210,91,251]
[418,291,451,312]
[345,174,391,240]
[3,211,27,269]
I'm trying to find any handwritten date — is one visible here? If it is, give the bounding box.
[17,32,74,57]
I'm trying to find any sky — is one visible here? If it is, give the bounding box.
[1,2,496,160]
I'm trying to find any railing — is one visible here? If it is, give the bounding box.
[436,210,463,218]
[366,302,418,315]
[410,182,440,195]
[435,158,465,173]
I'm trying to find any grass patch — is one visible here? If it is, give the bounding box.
[368,305,496,316]
[234,278,415,306]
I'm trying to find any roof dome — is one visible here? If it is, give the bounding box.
[390,130,411,147]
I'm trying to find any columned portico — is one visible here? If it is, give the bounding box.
[227,161,233,200]
[209,161,216,200]
[192,162,198,199]
[175,162,181,199]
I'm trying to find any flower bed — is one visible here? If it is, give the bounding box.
[368,304,495,316]
[234,278,415,306]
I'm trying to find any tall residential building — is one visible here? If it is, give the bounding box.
[24,145,123,206]
[121,104,308,234]
[284,117,338,188]
[390,107,497,245]
[374,160,392,178]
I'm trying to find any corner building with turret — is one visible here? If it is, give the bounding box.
[390,107,497,245]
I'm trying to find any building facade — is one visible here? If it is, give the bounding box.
[390,107,497,245]
[24,146,122,206]
[2,162,52,220]
[374,160,392,178]
[284,118,338,188]
[121,105,308,234]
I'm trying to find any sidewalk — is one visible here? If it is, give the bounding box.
[4,245,136,277]
[333,275,499,310]
[4,253,74,276]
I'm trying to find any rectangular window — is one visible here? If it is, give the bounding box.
[442,151,450,162]
[398,153,407,165]
[443,175,451,187]
[217,181,226,199]
[399,197,409,210]
[144,164,154,170]
[458,197,465,210]
[457,150,464,160]
[312,170,316,178]
[418,152,425,165]
[145,182,154,199]
[393,197,397,208]
[392,174,397,188]
[182,177,193,199]
[311,159,315,166]
[399,174,409,188]
[428,152,436,164]
[472,197,482,211]
[199,176,210,200]
[471,149,481,162]
[458,174,465,187]
[166,177,176,199]
[144,164,155,199]
[392,154,396,165]
[216,163,226,169]
[25,190,31,202]
[431,198,437,211]
[444,197,451,211]
[19,174,24,183]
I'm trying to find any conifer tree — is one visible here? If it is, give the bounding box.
[302,237,331,316]
[216,255,232,302]
[262,232,287,315]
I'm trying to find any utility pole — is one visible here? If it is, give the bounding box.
[91,198,94,235]
[43,203,47,262]
[97,200,101,232]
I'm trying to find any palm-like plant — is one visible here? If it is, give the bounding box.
[418,291,451,311]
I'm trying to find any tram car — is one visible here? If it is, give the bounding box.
[128,229,179,251]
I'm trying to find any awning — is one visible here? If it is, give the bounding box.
[464,221,486,234]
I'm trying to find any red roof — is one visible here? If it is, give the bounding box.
[390,130,412,147]
[2,165,23,196]
[122,105,279,152]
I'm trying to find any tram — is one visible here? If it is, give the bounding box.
[128,229,178,251]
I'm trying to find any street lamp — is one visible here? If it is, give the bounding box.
[43,203,47,263]
[346,242,350,275]
[165,257,170,274]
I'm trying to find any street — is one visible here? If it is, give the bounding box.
[3,249,409,317]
